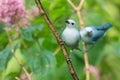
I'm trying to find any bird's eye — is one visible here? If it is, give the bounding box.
[71,23,74,25]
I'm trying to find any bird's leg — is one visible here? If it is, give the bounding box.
[60,40,65,45]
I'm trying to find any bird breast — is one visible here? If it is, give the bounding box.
[80,29,92,43]
[62,27,80,45]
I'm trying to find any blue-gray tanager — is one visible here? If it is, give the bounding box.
[62,19,81,54]
[80,23,112,46]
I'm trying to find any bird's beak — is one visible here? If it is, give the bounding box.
[65,20,69,24]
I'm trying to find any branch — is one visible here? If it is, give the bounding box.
[67,0,77,10]
[4,28,32,80]
[78,0,84,10]
[35,0,79,80]
[54,47,61,55]
[67,0,90,80]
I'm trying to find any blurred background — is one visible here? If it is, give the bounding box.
[0,0,120,80]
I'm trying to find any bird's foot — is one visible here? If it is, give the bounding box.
[60,40,65,45]
[67,57,71,62]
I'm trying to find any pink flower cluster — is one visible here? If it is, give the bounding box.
[0,0,39,28]
[0,0,26,27]
[89,65,100,80]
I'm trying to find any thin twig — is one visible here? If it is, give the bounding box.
[67,0,77,10]
[15,77,21,80]
[83,43,89,80]
[4,28,32,80]
[78,0,84,10]
[67,0,90,80]
[54,47,61,55]
[35,0,79,80]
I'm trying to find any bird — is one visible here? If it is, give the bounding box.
[80,23,112,51]
[62,19,81,56]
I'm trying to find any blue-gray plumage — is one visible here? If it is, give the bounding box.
[80,23,112,44]
[62,19,81,51]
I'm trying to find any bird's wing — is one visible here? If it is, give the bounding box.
[91,27,105,42]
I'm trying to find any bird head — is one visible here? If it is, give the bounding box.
[85,27,93,37]
[65,19,77,28]
[87,31,92,37]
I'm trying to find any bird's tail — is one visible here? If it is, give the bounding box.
[102,23,112,31]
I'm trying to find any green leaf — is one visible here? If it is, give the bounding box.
[36,24,44,31]
[20,27,34,41]
[27,50,56,75]
[5,49,26,75]
[0,48,12,71]
[24,44,56,77]
[2,73,19,80]
[0,24,5,33]
[20,24,44,41]
[0,43,20,71]
[0,32,8,50]
[2,49,26,80]
[100,53,120,80]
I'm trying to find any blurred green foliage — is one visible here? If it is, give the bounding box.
[0,0,120,80]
